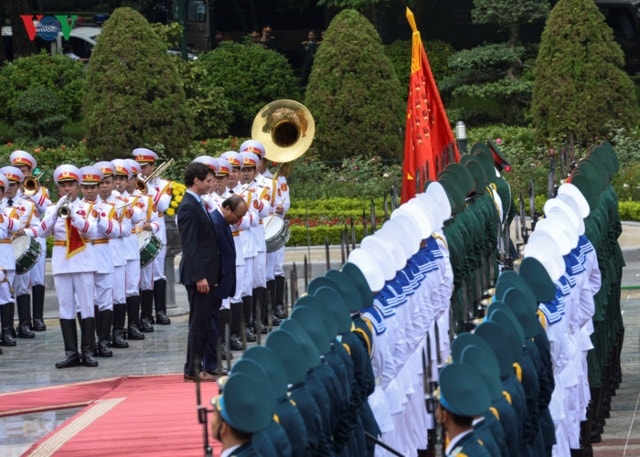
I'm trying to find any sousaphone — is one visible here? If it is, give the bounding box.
[251,99,315,163]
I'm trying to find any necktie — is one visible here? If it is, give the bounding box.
[7,198,13,207]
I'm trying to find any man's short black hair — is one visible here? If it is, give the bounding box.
[184,162,212,187]
[222,194,246,211]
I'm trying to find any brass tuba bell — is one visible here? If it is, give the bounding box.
[251,100,315,163]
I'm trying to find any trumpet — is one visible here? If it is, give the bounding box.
[23,169,44,197]
[136,158,174,194]
[56,196,72,219]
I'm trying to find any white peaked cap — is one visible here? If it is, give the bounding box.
[347,248,385,293]
[524,233,565,281]
[557,183,590,218]
[425,181,452,222]
[360,235,397,281]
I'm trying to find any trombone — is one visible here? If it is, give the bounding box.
[136,158,174,194]
[23,169,44,197]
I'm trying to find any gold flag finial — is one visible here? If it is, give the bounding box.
[406,8,418,34]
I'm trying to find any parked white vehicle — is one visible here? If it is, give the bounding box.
[1,25,101,61]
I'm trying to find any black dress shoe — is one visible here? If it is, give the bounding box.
[17,325,35,338]
[184,373,195,382]
[127,325,145,340]
[206,367,229,377]
[32,318,46,331]
[139,317,154,332]
[55,352,81,369]
[229,334,243,351]
[155,311,171,325]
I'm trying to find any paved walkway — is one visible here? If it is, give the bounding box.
[1,223,639,456]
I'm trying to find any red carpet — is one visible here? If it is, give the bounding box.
[1,374,223,456]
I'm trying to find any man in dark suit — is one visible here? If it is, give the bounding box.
[177,162,217,381]
[203,195,248,377]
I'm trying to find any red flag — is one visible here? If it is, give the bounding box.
[401,8,459,203]
[66,217,86,258]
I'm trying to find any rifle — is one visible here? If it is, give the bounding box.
[519,194,529,244]
[195,358,213,457]
[529,178,537,232]
[423,327,443,457]
[365,432,405,456]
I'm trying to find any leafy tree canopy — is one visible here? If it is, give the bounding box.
[83,7,194,159]
[532,0,639,144]
[304,9,404,161]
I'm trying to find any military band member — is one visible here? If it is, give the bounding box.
[22,165,99,368]
[0,173,23,348]
[214,158,246,351]
[112,159,146,341]
[221,150,257,344]
[127,158,162,333]
[237,151,271,335]
[240,140,290,324]
[10,150,50,332]
[133,148,173,325]
[96,160,132,349]
[0,166,36,339]
[80,165,122,357]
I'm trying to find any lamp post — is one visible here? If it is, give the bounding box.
[456,121,467,154]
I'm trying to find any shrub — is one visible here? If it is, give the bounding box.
[83,7,194,160]
[0,52,86,142]
[177,59,234,140]
[287,152,402,199]
[195,42,301,136]
[304,9,404,162]
[532,0,639,144]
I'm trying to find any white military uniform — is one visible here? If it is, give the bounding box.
[11,150,51,325]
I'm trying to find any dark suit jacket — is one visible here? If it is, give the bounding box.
[211,208,236,299]
[177,191,220,287]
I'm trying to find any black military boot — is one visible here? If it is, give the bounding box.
[229,301,244,351]
[139,289,154,332]
[16,294,35,338]
[242,295,257,342]
[97,309,113,357]
[254,286,273,331]
[55,319,80,368]
[31,284,47,331]
[274,275,287,318]
[0,303,17,346]
[111,303,129,348]
[80,318,99,367]
[153,278,171,325]
[217,308,234,357]
[126,296,145,340]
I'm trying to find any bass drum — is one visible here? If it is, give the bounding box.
[138,231,161,267]
[263,215,290,253]
[13,235,42,274]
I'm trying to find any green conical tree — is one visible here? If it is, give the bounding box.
[304,9,404,161]
[84,7,194,159]
[532,0,639,143]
